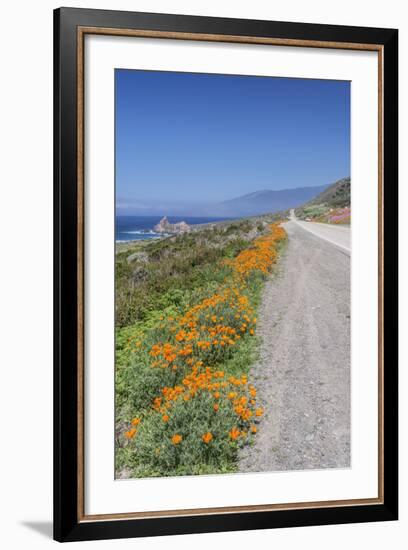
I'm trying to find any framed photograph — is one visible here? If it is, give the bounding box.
[54,7,398,542]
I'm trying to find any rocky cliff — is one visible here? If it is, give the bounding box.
[154,216,190,234]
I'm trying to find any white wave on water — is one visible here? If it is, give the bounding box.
[123,229,157,235]
[116,232,170,243]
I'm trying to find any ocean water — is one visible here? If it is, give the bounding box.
[116,216,228,242]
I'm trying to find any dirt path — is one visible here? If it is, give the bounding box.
[239,220,350,472]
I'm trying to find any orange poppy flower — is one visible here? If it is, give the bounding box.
[229,427,240,441]
[202,432,213,444]
[125,428,137,439]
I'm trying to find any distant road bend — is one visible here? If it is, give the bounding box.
[239,209,350,472]
[289,209,350,255]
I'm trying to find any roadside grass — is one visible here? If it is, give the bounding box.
[115,222,260,327]
[115,219,286,478]
[295,204,351,225]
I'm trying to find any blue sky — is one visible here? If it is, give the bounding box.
[115,69,350,214]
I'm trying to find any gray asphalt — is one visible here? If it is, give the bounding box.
[239,220,350,472]
[293,220,351,254]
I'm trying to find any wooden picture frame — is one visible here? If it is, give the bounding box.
[54,7,398,542]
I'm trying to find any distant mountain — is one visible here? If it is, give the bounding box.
[299,177,350,209]
[218,185,328,217]
[116,182,340,218]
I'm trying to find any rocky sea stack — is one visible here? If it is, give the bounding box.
[154,216,190,234]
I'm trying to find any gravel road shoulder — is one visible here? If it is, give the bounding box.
[239,221,350,472]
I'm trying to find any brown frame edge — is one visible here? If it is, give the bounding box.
[76,26,384,523]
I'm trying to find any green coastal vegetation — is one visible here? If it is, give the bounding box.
[295,177,351,224]
[115,214,286,478]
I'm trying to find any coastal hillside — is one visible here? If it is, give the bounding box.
[302,177,350,208]
[295,177,350,224]
[115,212,284,327]
[115,213,286,478]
